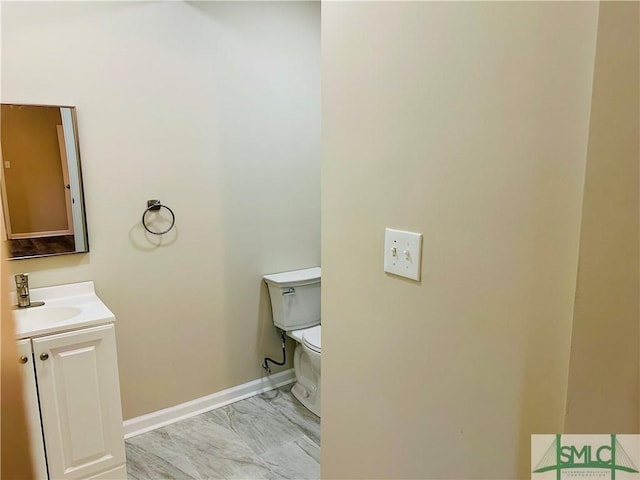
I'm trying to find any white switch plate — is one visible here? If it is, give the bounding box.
[384,228,423,281]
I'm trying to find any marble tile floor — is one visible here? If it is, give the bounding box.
[126,385,320,480]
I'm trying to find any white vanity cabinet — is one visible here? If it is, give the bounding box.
[13,282,127,480]
[17,339,48,480]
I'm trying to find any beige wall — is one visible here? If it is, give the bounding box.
[564,1,640,434]
[0,210,34,480]
[2,105,68,234]
[2,1,320,419]
[322,2,598,478]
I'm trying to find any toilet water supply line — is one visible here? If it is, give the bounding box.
[262,330,287,374]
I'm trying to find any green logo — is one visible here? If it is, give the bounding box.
[532,434,639,479]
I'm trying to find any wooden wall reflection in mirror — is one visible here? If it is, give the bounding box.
[1,104,89,259]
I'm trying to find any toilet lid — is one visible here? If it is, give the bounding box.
[302,325,321,353]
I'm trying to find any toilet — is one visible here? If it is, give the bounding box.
[263,267,321,417]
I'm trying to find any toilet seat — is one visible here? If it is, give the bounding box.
[302,325,321,353]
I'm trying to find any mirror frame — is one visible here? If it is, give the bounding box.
[1,103,90,260]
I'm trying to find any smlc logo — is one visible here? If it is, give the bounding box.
[532,435,640,480]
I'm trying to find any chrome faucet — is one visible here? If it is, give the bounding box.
[14,274,44,308]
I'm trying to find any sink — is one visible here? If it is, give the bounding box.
[15,306,82,323]
[12,281,115,339]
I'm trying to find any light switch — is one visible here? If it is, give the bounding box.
[4,161,10,169]
[383,228,423,281]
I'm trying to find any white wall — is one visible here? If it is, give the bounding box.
[2,1,320,419]
[322,2,598,478]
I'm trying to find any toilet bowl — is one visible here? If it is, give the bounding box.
[288,325,321,416]
[263,267,321,417]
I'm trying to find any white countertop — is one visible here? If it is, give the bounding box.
[12,281,116,339]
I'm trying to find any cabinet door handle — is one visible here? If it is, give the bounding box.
[19,355,28,364]
[40,353,49,361]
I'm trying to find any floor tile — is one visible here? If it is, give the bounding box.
[165,414,273,479]
[294,435,320,463]
[125,384,320,480]
[126,428,200,480]
[260,436,320,480]
[206,395,305,456]
[260,387,320,446]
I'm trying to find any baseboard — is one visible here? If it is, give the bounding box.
[122,369,295,439]
[9,229,71,239]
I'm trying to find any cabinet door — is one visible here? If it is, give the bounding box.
[32,324,126,480]
[17,339,48,480]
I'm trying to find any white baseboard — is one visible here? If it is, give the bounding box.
[123,369,295,439]
[9,229,72,239]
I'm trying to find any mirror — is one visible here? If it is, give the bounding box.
[1,104,89,260]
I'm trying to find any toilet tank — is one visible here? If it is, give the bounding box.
[263,267,321,331]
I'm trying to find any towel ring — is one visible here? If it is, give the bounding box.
[142,200,175,235]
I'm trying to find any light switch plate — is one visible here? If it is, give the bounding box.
[384,228,423,281]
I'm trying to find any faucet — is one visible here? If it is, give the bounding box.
[15,274,44,308]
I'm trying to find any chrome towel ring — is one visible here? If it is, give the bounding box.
[142,200,175,235]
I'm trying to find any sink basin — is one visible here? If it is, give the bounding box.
[15,306,82,323]
[12,281,115,339]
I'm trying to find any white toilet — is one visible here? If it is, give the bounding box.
[263,267,321,417]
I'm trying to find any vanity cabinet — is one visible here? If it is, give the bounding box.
[19,323,126,480]
[17,339,48,480]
